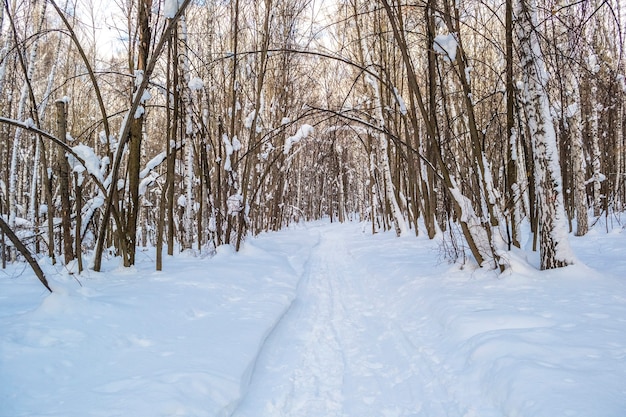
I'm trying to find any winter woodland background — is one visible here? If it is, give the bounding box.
[1,0,626,280]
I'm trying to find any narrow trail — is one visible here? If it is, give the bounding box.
[231,225,456,417]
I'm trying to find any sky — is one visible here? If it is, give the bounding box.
[75,0,128,59]
[74,0,339,60]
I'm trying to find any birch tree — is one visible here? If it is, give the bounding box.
[6,0,47,233]
[516,0,574,269]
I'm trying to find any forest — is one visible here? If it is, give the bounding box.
[0,0,624,284]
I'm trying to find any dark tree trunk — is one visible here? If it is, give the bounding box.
[55,100,74,265]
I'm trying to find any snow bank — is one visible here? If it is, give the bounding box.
[341,225,626,417]
[0,227,319,417]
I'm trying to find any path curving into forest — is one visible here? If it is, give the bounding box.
[231,224,458,417]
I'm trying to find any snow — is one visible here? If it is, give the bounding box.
[139,171,158,196]
[434,33,458,62]
[80,196,105,237]
[566,102,579,119]
[284,124,313,154]
[465,65,472,85]
[244,110,257,129]
[140,151,166,179]
[134,70,144,88]
[134,105,145,119]
[587,52,600,74]
[188,77,204,91]
[70,144,104,183]
[141,89,152,103]
[232,135,242,152]
[222,134,235,171]
[2,221,626,417]
[586,172,607,185]
[393,87,407,115]
[618,74,626,93]
[227,193,243,215]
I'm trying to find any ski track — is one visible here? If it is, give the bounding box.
[231,225,456,417]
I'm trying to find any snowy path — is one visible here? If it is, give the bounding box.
[232,225,455,417]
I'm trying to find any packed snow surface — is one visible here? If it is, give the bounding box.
[1,221,626,417]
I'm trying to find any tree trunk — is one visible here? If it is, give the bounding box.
[567,74,589,236]
[74,172,83,274]
[589,74,602,217]
[156,36,173,271]
[235,0,273,251]
[380,0,491,266]
[516,0,573,270]
[7,0,47,239]
[55,100,74,265]
[506,0,521,248]
[92,0,191,271]
[124,0,152,266]
[355,2,407,236]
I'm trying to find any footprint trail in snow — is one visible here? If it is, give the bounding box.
[231,225,454,417]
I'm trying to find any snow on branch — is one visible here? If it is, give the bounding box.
[188,77,204,91]
[68,144,104,183]
[0,117,106,192]
[433,33,458,62]
[284,124,314,154]
[140,152,167,179]
[163,0,181,18]
[393,88,408,115]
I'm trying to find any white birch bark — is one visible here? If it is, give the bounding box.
[616,2,626,209]
[615,97,624,208]
[360,38,408,236]
[588,67,603,217]
[336,143,347,223]
[8,1,47,229]
[516,0,574,269]
[0,42,9,98]
[566,73,589,236]
[28,33,64,226]
[178,15,197,249]
[0,6,7,96]
[445,73,500,264]
[369,145,379,232]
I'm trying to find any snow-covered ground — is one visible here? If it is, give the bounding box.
[1,221,626,417]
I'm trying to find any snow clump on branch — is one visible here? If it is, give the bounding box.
[188,77,204,91]
[433,33,458,62]
[284,124,313,155]
[163,0,181,18]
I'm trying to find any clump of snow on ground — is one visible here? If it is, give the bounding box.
[1,221,626,417]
